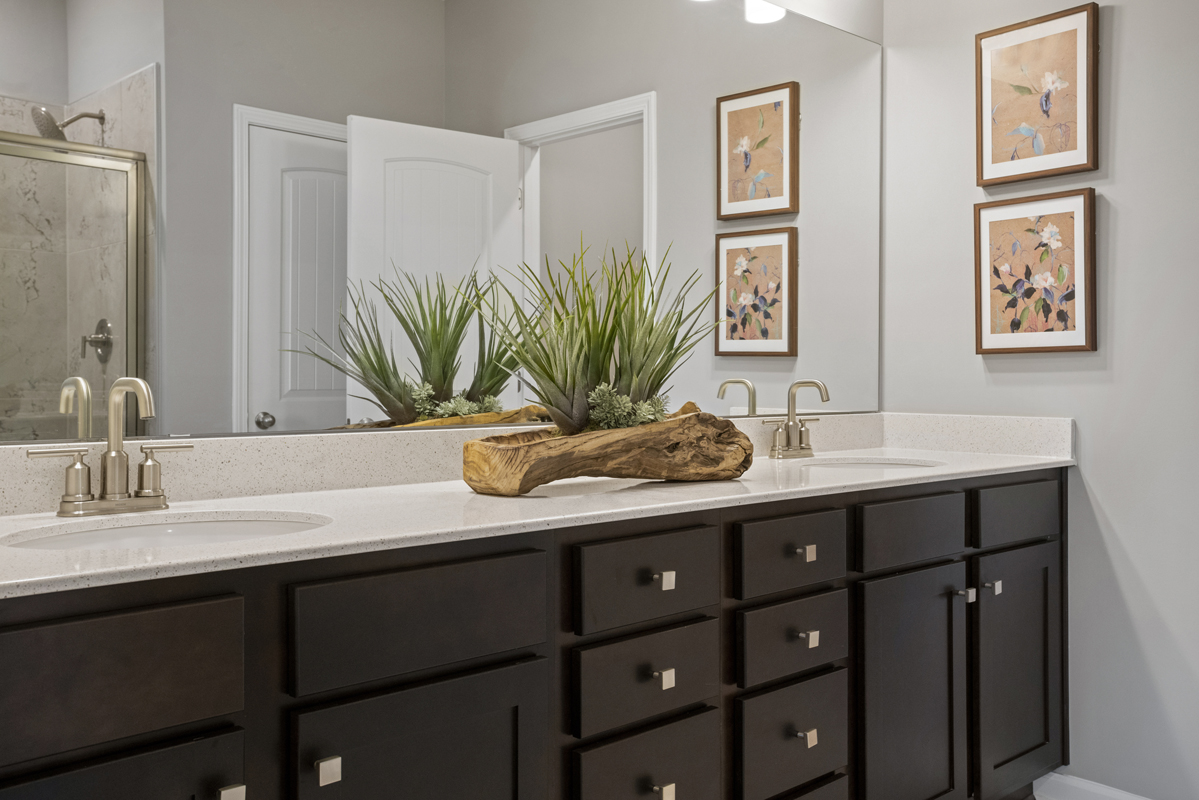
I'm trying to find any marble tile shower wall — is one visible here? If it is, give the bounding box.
[0,65,158,441]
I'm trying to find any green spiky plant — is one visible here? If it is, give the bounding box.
[293,282,418,424]
[464,276,520,403]
[477,243,715,435]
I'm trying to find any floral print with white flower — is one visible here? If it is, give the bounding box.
[724,245,784,341]
[989,29,1079,164]
[988,211,1077,334]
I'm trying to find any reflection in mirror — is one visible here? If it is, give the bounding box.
[0,0,880,443]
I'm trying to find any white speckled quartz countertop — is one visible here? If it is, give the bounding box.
[0,441,1073,598]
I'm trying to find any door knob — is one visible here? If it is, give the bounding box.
[652,570,676,591]
[985,580,1003,595]
[794,728,819,748]
[652,668,676,690]
[653,783,676,800]
[218,785,246,800]
[795,544,816,562]
[316,756,342,787]
[255,411,276,430]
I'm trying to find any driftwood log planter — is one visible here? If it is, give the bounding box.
[335,405,550,430]
[462,406,754,496]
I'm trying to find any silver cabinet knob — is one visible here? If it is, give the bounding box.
[794,728,819,748]
[653,783,676,800]
[985,580,1003,595]
[652,668,676,690]
[316,756,342,787]
[955,588,977,603]
[652,570,676,591]
[795,544,817,562]
[789,629,820,648]
[255,411,276,430]
[219,786,246,800]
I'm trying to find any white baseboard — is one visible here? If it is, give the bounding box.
[1035,773,1154,800]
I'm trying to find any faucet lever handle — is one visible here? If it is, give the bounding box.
[27,447,90,459]
[136,443,193,498]
[760,418,787,427]
[27,448,93,503]
[797,417,821,424]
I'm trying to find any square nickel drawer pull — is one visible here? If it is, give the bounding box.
[653,783,676,800]
[794,727,819,748]
[652,571,677,591]
[789,628,820,648]
[652,668,676,690]
[794,545,817,562]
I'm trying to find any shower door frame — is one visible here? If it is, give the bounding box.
[0,130,147,436]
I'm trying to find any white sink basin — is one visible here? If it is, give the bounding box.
[794,457,946,469]
[8,514,331,551]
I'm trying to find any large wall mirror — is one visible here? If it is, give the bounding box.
[0,0,881,443]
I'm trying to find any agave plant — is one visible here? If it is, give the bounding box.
[293,282,418,424]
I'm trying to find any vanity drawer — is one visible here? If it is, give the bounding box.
[0,728,244,800]
[737,588,849,689]
[575,526,719,635]
[574,617,719,738]
[737,668,849,800]
[0,595,244,768]
[735,510,847,600]
[856,492,965,572]
[794,773,850,800]
[975,480,1060,548]
[575,706,720,800]
[291,550,546,696]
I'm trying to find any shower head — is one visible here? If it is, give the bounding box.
[31,107,66,140]
[30,107,106,142]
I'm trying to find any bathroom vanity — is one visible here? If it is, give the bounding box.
[0,444,1070,800]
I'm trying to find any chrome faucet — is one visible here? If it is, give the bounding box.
[717,379,757,416]
[28,378,192,517]
[59,376,93,439]
[761,379,830,458]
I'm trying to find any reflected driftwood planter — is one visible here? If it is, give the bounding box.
[462,408,754,497]
[336,405,550,430]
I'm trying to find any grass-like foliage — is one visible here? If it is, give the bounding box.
[478,244,715,435]
[294,282,418,424]
[465,277,519,403]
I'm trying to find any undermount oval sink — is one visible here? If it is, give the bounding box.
[794,457,946,469]
[7,513,332,551]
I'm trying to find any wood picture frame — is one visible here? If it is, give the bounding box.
[715,227,798,357]
[976,3,1098,187]
[717,81,800,220]
[975,188,1096,354]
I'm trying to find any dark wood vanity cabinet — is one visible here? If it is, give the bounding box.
[0,469,1068,800]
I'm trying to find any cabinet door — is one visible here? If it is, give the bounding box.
[861,561,969,800]
[976,541,1063,800]
[294,658,546,800]
[0,728,244,800]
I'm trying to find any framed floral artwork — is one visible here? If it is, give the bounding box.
[717,81,800,220]
[975,188,1095,354]
[976,3,1098,187]
[715,227,797,357]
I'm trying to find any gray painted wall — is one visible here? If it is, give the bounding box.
[157,0,446,434]
[446,0,882,414]
[882,2,1199,798]
[0,0,67,104]
[539,122,643,275]
[66,0,164,103]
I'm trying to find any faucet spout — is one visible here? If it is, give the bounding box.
[59,377,93,439]
[717,379,757,416]
[785,379,830,451]
[101,377,155,499]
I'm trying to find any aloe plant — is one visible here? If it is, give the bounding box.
[293,282,418,424]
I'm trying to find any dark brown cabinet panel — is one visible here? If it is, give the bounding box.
[976,541,1063,800]
[857,492,965,572]
[0,595,244,768]
[734,510,847,600]
[737,588,848,689]
[0,728,244,800]
[291,550,546,696]
[575,707,721,800]
[574,617,719,737]
[575,526,719,634]
[737,668,848,800]
[975,481,1060,549]
[293,658,547,800]
[861,562,968,800]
